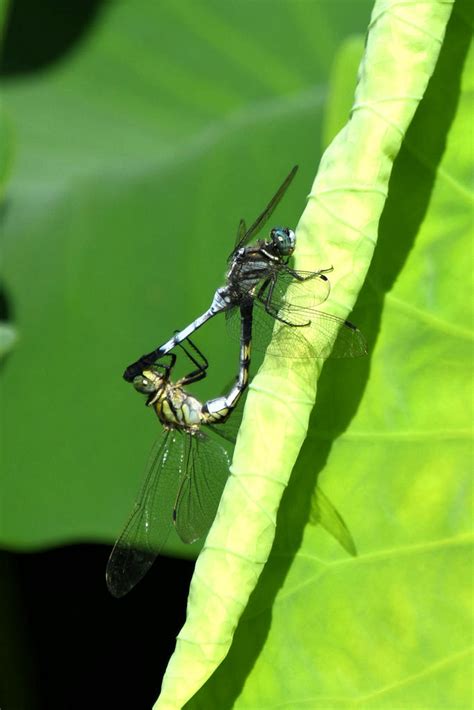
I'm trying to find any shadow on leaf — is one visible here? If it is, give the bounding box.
[186,2,471,707]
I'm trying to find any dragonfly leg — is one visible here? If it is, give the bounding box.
[177,337,209,386]
[266,304,311,328]
[123,291,231,383]
[153,352,176,379]
[178,333,209,370]
[282,264,333,281]
[259,277,311,328]
[255,276,272,301]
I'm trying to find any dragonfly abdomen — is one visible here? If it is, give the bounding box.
[201,299,252,426]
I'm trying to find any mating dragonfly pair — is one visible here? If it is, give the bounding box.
[106,166,367,597]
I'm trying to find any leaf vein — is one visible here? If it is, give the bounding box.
[354,645,473,705]
[385,292,474,339]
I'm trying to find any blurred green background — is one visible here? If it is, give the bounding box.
[1,0,372,555]
[1,1,472,709]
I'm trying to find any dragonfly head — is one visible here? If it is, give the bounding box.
[133,367,166,398]
[270,227,295,256]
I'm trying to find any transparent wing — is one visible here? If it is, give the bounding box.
[106,429,187,597]
[222,264,330,328]
[174,432,231,544]
[261,268,331,312]
[310,486,357,557]
[233,218,247,249]
[230,166,298,256]
[268,305,367,359]
[226,301,367,359]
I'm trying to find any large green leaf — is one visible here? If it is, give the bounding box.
[0,2,372,550]
[177,2,472,708]
[1,1,471,708]
[150,2,472,708]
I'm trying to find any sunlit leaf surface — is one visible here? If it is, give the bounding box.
[184,3,473,708]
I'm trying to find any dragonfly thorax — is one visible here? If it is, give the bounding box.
[268,226,295,256]
[155,385,203,432]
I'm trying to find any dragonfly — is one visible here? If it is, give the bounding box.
[109,316,356,595]
[107,303,253,597]
[123,165,367,383]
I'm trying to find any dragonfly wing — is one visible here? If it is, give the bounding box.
[227,296,322,357]
[230,166,298,256]
[310,486,357,556]
[263,268,332,312]
[106,429,187,597]
[224,265,330,355]
[225,303,274,355]
[225,299,313,358]
[319,313,367,358]
[174,432,231,544]
[233,218,247,250]
[268,306,368,359]
[226,299,366,360]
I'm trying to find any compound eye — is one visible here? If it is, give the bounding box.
[271,227,285,242]
[133,375,154,394]
[271,226,295,255]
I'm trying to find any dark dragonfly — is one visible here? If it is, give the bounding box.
[107,304,253,597]
[124,166,366,382]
